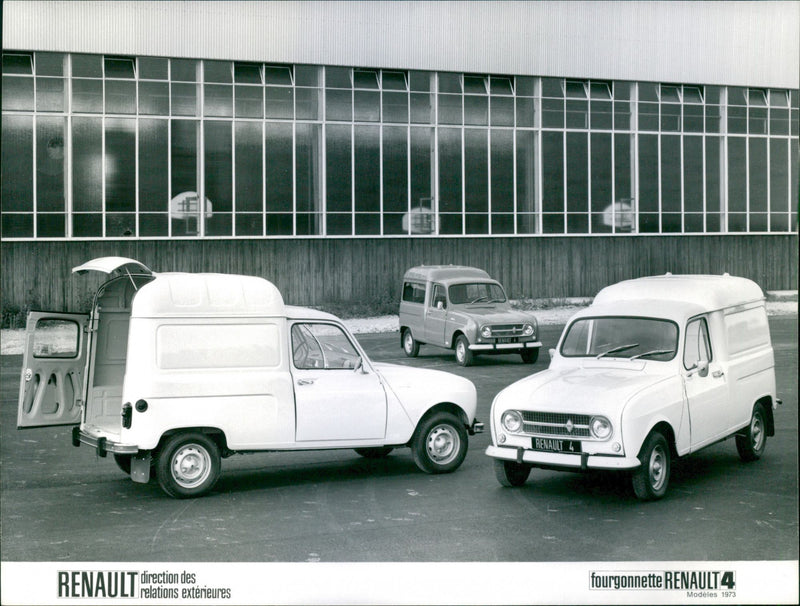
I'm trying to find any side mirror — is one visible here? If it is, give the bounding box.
[436,301,444,310]
[687,360,709,378]
[548,348,557,359]
[353,356,368,374]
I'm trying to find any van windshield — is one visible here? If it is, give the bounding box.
[448,282,506,304]
[560,317,678,361]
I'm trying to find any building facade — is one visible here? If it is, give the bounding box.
[1,1,798,312]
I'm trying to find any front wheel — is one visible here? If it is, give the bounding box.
[156,432,221,498]
[402,329,420,357]
[736,402,767,462]
[454,336,473,367]
[412,412,468,473]
[520,349,539,364]
[494,459,531,487]
[632,430,670,501]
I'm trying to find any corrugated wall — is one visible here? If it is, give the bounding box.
[2,236,797,314]
[3,1,799,88]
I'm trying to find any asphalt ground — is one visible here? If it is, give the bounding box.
[0,318,797,563]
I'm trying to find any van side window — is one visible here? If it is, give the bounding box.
[430,284,446,309]
[684,318,712,370]
[292,323,361,370]
[402,281,425,304]
[33,319,80,358]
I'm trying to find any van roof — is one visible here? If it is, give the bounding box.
[131,272,285,318]
[592,274,765,312]
[403,265,493,284]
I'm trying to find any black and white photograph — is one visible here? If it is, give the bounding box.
[1,1,798,604]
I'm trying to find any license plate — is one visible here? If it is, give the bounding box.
[531,437,582,454]
[496,337,518,344]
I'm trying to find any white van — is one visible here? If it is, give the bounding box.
[486,274,781,500]
[18,257,482,498]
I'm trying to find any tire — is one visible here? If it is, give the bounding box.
[520,349,539,364]
[493,459,531,487]
[156,432,221,498]
[354,447,394,459]
[411,412,468,474]
[632,430,671,501]
[113,454,132,475]
[402,329,420,357]
[454,335,473,367]
[736,402,767,462]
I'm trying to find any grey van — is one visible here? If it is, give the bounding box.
[399,266,542,366]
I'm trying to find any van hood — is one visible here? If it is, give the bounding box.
[450,306,536,324]
[497,364,671,416]
[373,363,477,416]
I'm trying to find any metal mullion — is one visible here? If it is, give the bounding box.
[587,128,592,234]
[351,121,355,236]
[101,115,106,237]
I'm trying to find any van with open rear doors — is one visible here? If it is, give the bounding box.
[18,257,482,498]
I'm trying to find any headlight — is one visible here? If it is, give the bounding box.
[481,326,492,338]
[590,416,612,440]
[501,410,523,433]
[522,324,534,337]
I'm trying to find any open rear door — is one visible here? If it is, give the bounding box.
[18,312,89,428]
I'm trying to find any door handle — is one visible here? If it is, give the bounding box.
[297,378,316,386]
[712,370,724,378]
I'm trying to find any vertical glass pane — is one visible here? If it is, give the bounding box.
[590,133,612,232]
[438,94,462,125]
[491,129,514,214]
[326,124,352,234]
[326,89,352,121]
[36,117,66,213]
[490,96,514,127]
[516,130,537,234]
[566,100,588,129]
[749,138,768,224]
[296,87,320,120]
[541,99,564,128]
[35,52,65,76]
[408,127,434,234]
[438,127,462,234]
[566,132,588,233]
[591,100,612,130]
[410,92,434,123]
[138,57,168,80]
[171,82,197,116]
[71,54,102,78]
[661,135,681,218]
[638,102,659,131]
[72,117,102,214]
[354,90,380,122]
[382,91,408,123]
[265,86,293,119]
[354,125,380,223]
[542,131,564,233]
[296,123,322,235]
[728,137,747,231]
[105,118,136,236]
[769,138,789,231]
[464,129,488,233]
[235,85,263,119]
[464,96,488,126]
[105,80,136,114]
[204,60,232,83]
[139,119,169,223]
[638,134,659,232]
[171,59,197,82]
[1,115,33,216]
[204,84,233,117]
[295,65,320,87]
[264,122,293,230]
[72,79,103,113]
[383,125,407,216]
[138,81,169,115]
[728,106,747,134]
[749,107,768,134]
[2,75,34,110]
[235,122,263,225]
[614,133,633,203]
[36,77,65,112]
[205,121,233,235]
[170,119,199,235]
[661,104,681,132]
[705,137,722,231]
[613,101,630,130]
[515,97,534,128]
[684,136,704,215]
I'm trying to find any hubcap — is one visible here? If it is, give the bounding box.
[426,424,460,465]
[751,413,764,450]
[171,444,211,488]
[648,445,666,491]
[456,342,465,362]
[404,333,413,352]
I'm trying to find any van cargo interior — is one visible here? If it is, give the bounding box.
[84,274,153,436]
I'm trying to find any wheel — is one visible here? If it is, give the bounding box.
[736,402,767,462]
[113,454,132,475]
[632,430,670,501]
[493,459,531,487]
[411,412,468,473]
[402,329,420,357]
[520,349,539,364]
[156,432,221,498]
[454,335,473,367]
[354,447,394,459]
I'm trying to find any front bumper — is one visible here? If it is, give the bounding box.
[72,427,138,456]
[485,444,639,471]
[470,340,542,352]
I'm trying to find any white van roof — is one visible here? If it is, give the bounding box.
[131,272,285,318]
[592,274,765,312]
[404,265,492,284]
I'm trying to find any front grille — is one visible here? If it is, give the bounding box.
[520,411,592,439]
[489,324,526,337]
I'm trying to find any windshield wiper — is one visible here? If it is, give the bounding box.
[596,343,640,359]
[630,349,675,360]
[470,296,489,304]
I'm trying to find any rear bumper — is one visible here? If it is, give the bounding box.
[485,444,639,470]
[72,427,138,456]
[470,340,542,352]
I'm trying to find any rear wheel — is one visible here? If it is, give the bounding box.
[494,459,531,487]
[402,329,420,357]
[632,430,670,501]
[520,349,539,364]
[736,402,767,462]
[454,335,473,367]
[156,432,221,498]
[354,447,394,459]
[412,412,468,473]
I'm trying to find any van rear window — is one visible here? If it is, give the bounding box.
[156,324,281,369]
[402,282,426,304]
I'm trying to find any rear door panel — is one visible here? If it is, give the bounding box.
[18,312,89,428]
